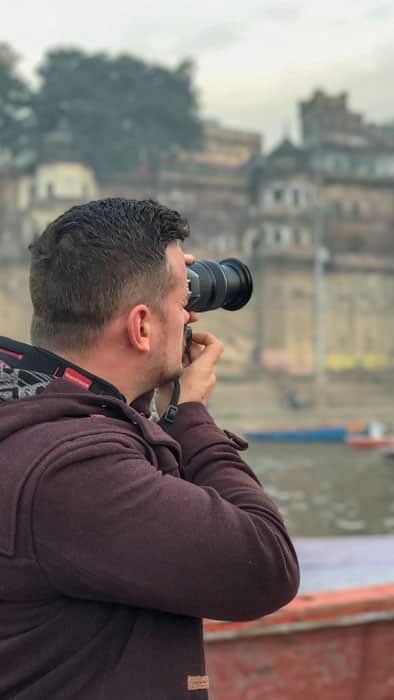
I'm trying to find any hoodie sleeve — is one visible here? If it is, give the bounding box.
[32,409,299,622]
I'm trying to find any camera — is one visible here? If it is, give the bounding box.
[186,258,253,313]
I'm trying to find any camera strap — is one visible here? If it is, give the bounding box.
[160,379,180,426]
[1,337,184,427]
[0,336,125,401]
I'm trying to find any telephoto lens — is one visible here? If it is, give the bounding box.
[186,258,253,313]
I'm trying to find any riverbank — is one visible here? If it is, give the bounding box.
[210,373,394,433]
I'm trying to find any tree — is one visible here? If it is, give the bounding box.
[0,43,32,160]
[33,48,202,179]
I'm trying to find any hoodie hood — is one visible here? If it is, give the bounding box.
[0,369,180,454]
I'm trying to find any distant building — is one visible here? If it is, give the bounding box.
[0,163,23,260]
[5,98,394,376]
[4,119,262,260]
[248,135,394,258]
[300,90,368,147]
[246,139,315,255]
[246,91,394,374]
[300,90,394,177]
[16,126,98,245]
[178,120,262,168]
[101,120,263,255]
[300,90,394,149]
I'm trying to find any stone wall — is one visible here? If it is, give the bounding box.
[0,264,32,341]
[250,252,394,375]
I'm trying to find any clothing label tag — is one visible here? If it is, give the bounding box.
[187,675,209,691]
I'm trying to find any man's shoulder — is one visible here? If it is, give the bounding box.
[26,412,145,455]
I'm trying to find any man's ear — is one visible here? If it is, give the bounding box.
[126,305,152,353]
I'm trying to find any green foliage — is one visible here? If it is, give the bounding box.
[32,47,202,178]
[0,43,32,159]
[0,42,202,178]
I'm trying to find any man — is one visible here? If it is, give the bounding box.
[0,198,299,699]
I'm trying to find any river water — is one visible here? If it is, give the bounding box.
[247,442,394,538]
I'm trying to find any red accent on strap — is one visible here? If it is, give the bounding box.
[63,367,93,390]
[0,348,24,360]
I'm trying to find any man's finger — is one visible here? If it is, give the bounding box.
[191,332,224,363]
[188,311,199,324]
[187,342,205,364]
[191,331,217,346]
[184,254,195,265]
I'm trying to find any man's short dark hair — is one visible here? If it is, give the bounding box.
[29,198,190,352]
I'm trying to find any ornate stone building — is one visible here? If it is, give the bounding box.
[100,120,262,256]
[246,92,394,375]
[300,89,394,151]
[248,138,394,258]
[3,97,394,377]
[16,127,98,245]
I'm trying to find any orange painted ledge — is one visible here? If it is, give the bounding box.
[204,583,394,640]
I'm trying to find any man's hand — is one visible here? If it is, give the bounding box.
[179,332,224,404]
[155,332,224,414]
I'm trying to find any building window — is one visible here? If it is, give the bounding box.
[352,201,361,219]
[349,235,366,252]
[273,188,284,203]
[293,189,300,207]
[335,156,347,172]
[333,200,342,217]
[47,183,54,199]
[272,228,291,247]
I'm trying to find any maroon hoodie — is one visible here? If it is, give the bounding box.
[0,363,299,699]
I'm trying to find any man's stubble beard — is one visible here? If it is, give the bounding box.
[157,364,184,388]
[154,323,185,388]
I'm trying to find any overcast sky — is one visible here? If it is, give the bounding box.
[2,0,394,148]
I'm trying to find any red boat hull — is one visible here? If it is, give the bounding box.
[204,584,394,700]
[346,436,394,449]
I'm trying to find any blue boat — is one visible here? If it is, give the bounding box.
[244,422,380,443]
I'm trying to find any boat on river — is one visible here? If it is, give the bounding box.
[204,584,394,700]
[204,535,394,700]
[244,421,380,443]
[346,435,394,449]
